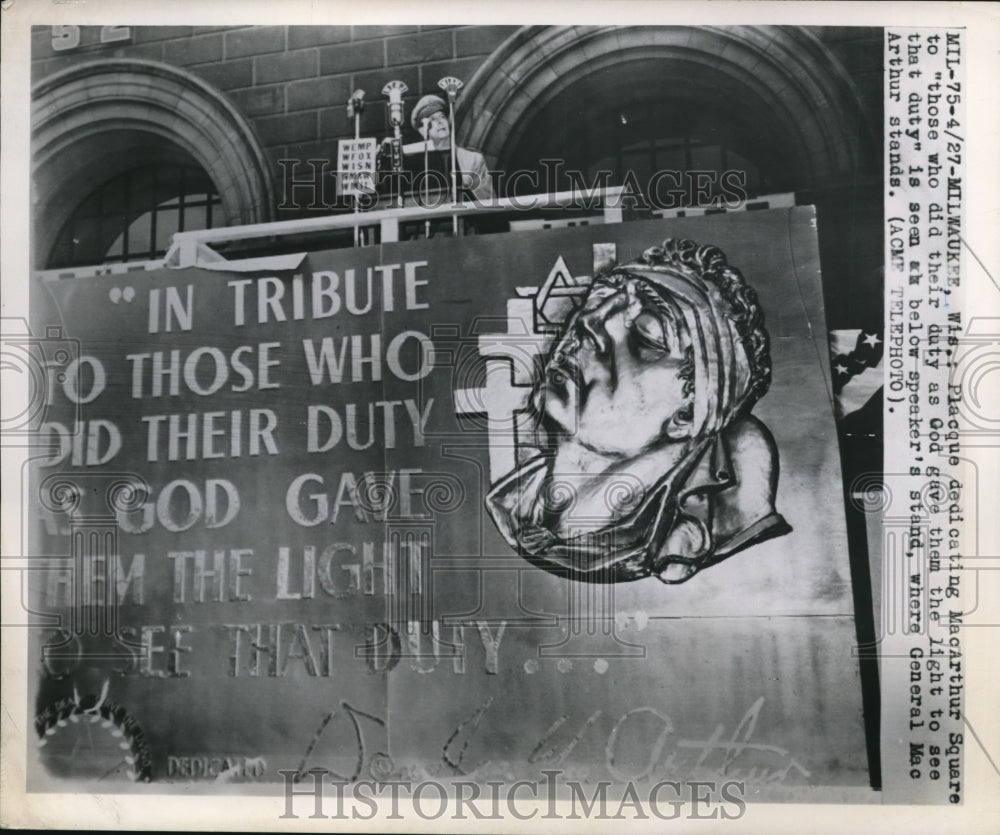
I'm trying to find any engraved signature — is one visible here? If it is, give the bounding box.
[293,695,811,786]
[669,697,812,783]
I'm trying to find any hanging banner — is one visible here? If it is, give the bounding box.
[27,209,869,800]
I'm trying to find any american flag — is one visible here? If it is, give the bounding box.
[830,328,883,431]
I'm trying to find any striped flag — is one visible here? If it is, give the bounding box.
[830,328,883,427]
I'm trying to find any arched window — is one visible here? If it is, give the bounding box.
[503,66,789,204]
[33,59,275,272]
[460,26,875,195]
[47,164,222,269]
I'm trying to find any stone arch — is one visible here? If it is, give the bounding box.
[32,58,274,267]
[458,26,874,189]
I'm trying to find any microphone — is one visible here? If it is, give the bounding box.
[437,76,463,103]
[382,80,408,128]
[347,89,365,119]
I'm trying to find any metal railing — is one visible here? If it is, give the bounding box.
[162,185,630,269]
[34,188,797,280]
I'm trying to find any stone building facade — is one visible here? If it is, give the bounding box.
[31,24,883,328]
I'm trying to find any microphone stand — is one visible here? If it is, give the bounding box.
[438,77,463,236]
[382,80,408,212]
[346,89,365,247]
[422,116,431,238]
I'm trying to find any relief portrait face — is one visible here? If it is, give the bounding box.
[485,239,788,584]
[540,275,695,458]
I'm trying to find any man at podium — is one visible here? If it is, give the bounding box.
[406,94,494,202]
